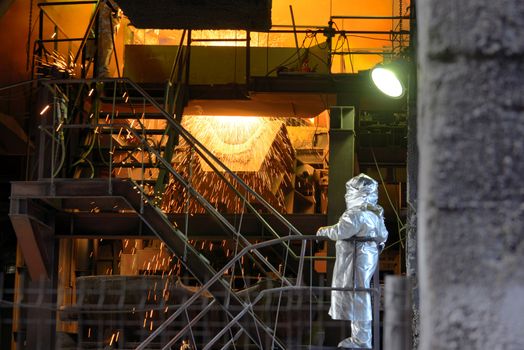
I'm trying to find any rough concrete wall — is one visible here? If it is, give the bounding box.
[417,1,524,350]
[406,3,419,348]
[406,78,419,349]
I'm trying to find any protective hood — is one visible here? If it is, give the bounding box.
[344,174,380,211]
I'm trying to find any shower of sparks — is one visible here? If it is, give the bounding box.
[161,116,295,214]
[35,50,76,76]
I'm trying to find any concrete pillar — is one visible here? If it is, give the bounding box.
[406,2,419,348]
[384,275,412,350]
[417,1,524,349]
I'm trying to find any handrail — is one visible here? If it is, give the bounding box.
[35,0,100,70]
[167,30,188,87]
[136,234,379,349]
[0,80,38,92]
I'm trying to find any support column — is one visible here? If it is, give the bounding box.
[327,106,355,224]
[406,1,419,348]
[324,106,355,346]
[417,1,524,349]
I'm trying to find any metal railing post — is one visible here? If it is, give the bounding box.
[108,80,117,195]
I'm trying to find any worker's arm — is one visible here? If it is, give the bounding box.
[316,210,362,241]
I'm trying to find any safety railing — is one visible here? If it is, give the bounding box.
[135,235,380,350]
[0,234,380,349]
[34,0,124,79]
[34,1,99,78]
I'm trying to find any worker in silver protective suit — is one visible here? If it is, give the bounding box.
[316,174,388,349]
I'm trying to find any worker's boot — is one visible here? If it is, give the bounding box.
[338,320,372,349]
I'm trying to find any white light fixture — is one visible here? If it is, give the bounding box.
[370,61,407,99]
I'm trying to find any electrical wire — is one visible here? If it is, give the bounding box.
[370,148,406,250]
[345,37,355,73]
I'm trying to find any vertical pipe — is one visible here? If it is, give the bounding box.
[93,7,100,78]
[384,275,412,350]
[289,5,301,67]
[50,92,56,183]
[185,30,191,88]
[296,239,306,286]
[140,97,146,214]
[53,25,58,52]
[245,30,251,86]
[38,8,43,58]
[327,20,334,71]
[108,81,117,195]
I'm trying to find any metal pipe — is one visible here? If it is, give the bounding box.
[37,38,86,43]
[38,8,44,59]
[264,29,409,35]
[289,5,301,66]
[185,30,191,88]
[245,30,251,86]
[190,38,248,42]
[161,298,218,348]
[331,15,411,20]
[332,51,397,55]
[296,239,307,286]
[272,24,328,28]
[0,80,38,92]
[53,25,58,51]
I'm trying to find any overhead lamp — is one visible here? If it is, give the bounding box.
[370,61,407,99]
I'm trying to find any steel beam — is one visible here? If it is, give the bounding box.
[9,198,55,280]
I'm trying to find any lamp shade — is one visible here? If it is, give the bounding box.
[370,61,407,99]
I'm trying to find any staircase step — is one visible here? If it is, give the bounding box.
[111,112,168,120]
[100,96,164,105]
[76,162,160,169]
[99,128,167,135]
[80,145,166,151]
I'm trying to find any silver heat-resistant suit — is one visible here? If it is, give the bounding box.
[316,174,388,349]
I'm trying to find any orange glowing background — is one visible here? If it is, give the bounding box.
[0,0,410,84]
[126,0,411,73]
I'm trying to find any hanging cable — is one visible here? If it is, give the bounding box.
[371,148,406,249]
[345,36,355,73]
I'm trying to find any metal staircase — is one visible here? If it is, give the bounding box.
[11,77,334,349]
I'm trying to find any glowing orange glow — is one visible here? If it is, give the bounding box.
[182,115,283,172]
[124,0,410,72]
